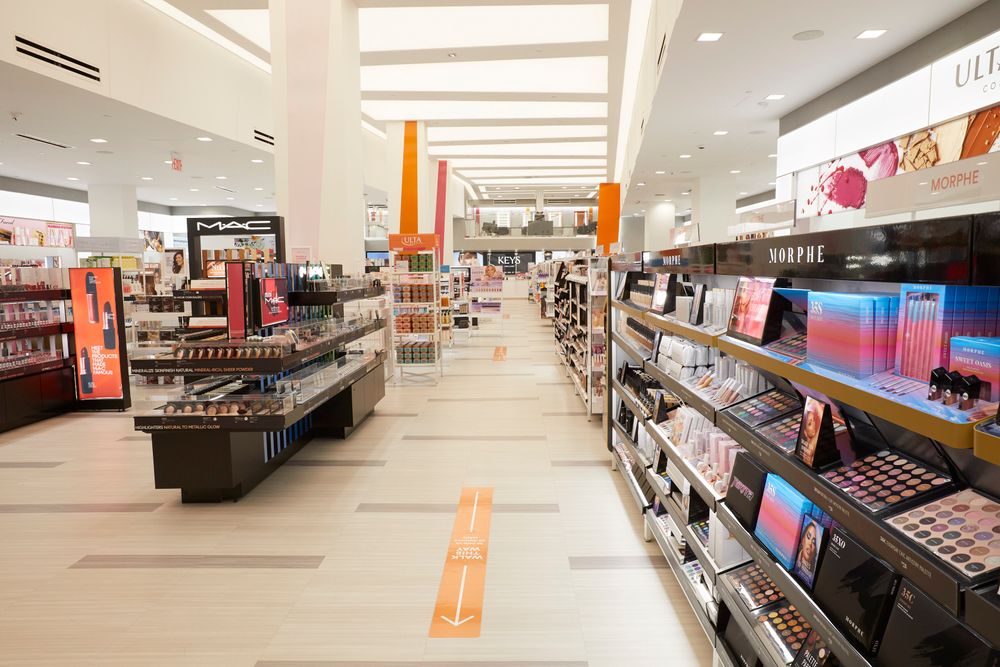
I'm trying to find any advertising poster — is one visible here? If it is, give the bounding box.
[256,277,289,327]
[0,216,74,247]
[143,230,165,252]
[69,268,124,400]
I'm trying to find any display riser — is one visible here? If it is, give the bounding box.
[0,366,76,434]
[150,363,384,502]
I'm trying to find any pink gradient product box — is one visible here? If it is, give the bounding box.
[808,292,898,378]
[754,474,814,570]
[949,337,1000,402]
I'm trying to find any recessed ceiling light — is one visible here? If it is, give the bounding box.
[196,136,213,142]
[697,32,723,42]
[189,188,199,192]
[679,154,691,159]
[66,177,79,181]
[226,197,235,201]
[514,186,520,190]
[918,181,928,186]
[768,181,776,186]
[636,181,646,186]
[215,176,227,180]
[664,199,672,202]
[978,161,989,166]
[141,176,153,181]
[655,170,665,174]
[447,52,457,58]
[256,203,264,207]
[729,169,741,174]
[793,29,824,41]
[856,29,887,40]
[574,194,580,197]
[163,160,172,164]
[768,153,778,158]
[713,130,728,136]
[739,191,748,195]
[89,138,108,144]
[561,186,568,189]
[254,187,264,191]
[76,161,91,166]
[640,209,646,212]
[764,94,785,101]
[169,197,178,201]
[250,159,264,164]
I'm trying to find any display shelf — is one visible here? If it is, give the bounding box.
[645,511,717,644]
[965,586,1000,649]
[644,311,723,347]
[718,335,982,450]
[0,321,71,344]
[568,367,590,409]
[288,285,383,306]
[645,468,673,511]
[715,404,965,614]
[131,319,385,376]
[0,355,72,382]
[680,518,726,586]
[0,289,70,304]
[716,572,784,667]
[565,273,588,285]
[715,502,874,667]
[642,360,717,424]
[612,378,648,423]
[714,639,741,667]
[134,352,385,433]
[612,446,650,512]
[644,420,723,511]
[610,331,650,365]
[174,289,226,302]
[611,299,647,321]
[613,421,650,468]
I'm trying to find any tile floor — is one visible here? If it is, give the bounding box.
[0,298,713,666]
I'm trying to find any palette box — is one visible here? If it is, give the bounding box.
[812,526,899,653]
[791,630,835,667]
[819,450,952,516]
[877,580,997,667]
[807,292,898,378]
[755,474,815,570]
[949,337,1000,403]
[753,600,813,665]
[726,452,770,530]
[725,390,801,429]
[727,562,784,611]
[727,277,788,347]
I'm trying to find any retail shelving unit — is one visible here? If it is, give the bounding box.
[468,265,504,334]
[449,267,471,343]
[389,244,443,380]
[131,264,387,502]
[604,214,1000,665]
[553,256,607,417]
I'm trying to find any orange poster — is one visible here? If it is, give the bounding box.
[429,487,493,638]
[69,268,124,400]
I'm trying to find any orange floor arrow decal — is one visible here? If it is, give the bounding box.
[429,487,493,638]
[492,346,507,361]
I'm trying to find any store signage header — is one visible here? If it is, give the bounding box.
[930,27,1000,124]
[188,216,282,237]
[866,156,1000,217]
[643,244,715,274]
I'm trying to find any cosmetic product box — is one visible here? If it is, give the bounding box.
[877,580,997,667]
[725,452,770,531]
[721,608,764,667]
[812,526,899,654]
[807,292,899,378]
[949,337,1000,402]
[755,474,815,570]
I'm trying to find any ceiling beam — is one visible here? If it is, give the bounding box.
[423,117,608,127]
[429,136,607,147]
[430,154,607,160]
[362,91,608,103]
[605,0,631,182]
[361,41,607,66]
[358,0,607,7]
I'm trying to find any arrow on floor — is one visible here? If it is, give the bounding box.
[439,564,475,627]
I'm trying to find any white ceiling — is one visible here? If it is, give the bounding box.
[624,0,988,217]
[0,61,274,212]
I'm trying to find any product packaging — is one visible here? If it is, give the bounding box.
[754,474,814,570]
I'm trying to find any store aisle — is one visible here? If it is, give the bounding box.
[0,298,712,667]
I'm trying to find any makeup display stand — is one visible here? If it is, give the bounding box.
[468,265,504,334]
[390,249,443,381]
[131,263,387,502]
[605,216,1000,666]
[554,255,607,418]
[449,267,471,344]
[0,272,76,432]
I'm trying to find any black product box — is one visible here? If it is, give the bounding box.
[877,580,998,667]
[722,611,763,667]
[726,452,769,530]
[792,629,838,667]
[811,526,899,654]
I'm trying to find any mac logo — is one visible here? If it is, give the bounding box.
[196,220,272,232]
[768,244,825,264]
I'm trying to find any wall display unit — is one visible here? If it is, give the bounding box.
[388,234,443,379]
[186,216,285,280]
[605,218,1000,666]
[468,264,504,331]
[553,255,607,416]
[131,253,387,502]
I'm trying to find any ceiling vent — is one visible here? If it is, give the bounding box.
[13,133,71,149]
[253,129,275,146]
[547,199,572,205]
[15,35,100,82]
[491,199,516,205]
[214,185,237,193]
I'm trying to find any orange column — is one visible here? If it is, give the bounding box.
[399,120,419,234]
[596,182,621,255]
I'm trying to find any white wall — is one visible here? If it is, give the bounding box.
[0,0,273,149]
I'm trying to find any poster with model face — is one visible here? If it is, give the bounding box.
[69,268,124,400]
[727,277,775,341]
[793,515,824,589]
[143,230,164,253]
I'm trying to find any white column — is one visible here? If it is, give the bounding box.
[271,0,365,272]
[87,185,138,238]
[691,176,736,244]
[385,121,433,234]
[620,214,644,252]
[644,201,675,250]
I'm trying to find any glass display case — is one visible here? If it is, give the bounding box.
[155,392,294,417]
[0,266,67,292]
[274,314,374,351]
[0,298,64,332]
[170,338,290,360]
[275,351,378,405]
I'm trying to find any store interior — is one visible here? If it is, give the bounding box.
[2,1,1000,665]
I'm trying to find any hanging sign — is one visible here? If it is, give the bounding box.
[389,233,439,252]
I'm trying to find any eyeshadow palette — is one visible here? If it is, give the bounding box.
[690,518,710,547]
[759,414,803,454]
[791,630,834,667]
[754,601,812,665]
[767,332,808,360]
[727,562,785,611]
[727,390,801,428]
[885,488,1000,583]
[819,450,951,515]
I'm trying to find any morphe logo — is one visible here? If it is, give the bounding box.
[196,220,272,232]
[731,478,755,502]
[768,244,825,264]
